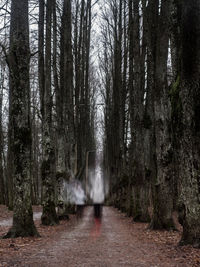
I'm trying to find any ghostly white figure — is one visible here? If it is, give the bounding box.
[62,180,86,205]
[74,183,86,205]
[90,167,105,204]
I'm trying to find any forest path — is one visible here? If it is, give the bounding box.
[37,207,188,267]
[0,206,198,267]
[0,207,200,267]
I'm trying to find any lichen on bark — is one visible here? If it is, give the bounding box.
[4,0,39,238]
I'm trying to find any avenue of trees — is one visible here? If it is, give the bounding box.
[101,0,200,248]
[0,0,200,249]
[0,0,96,237]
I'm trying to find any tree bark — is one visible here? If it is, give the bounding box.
[56,0,76,216]
[178,0,200,247]
[4,0,39,238]
[150,0,176,230]
[41,0,58,226]
[38,0,45,203]
[129,0,150,223]
[111,0,122,178]
[0,66,5,204]
[143,0,159,228]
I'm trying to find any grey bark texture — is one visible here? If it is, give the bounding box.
[129,0,150,223]
[41,0,58,226]
[150,0,176,230]
[0,75,5,204]
[4,0,39,238]
[178,0,200,247]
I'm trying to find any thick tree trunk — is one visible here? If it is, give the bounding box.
[178,0,200,247]
[150,0,176,230]
[4,0,39,238]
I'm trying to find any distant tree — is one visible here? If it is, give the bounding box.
[128,0,150,222]
[0,62,5,205]
[111,0,123,179]
[57,0,74,181]
[56,0,76,217]
[41,0,59,226]
[73,0,95,178]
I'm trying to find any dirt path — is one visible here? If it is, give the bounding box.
[1,206,198,267]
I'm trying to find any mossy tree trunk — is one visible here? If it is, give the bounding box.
[4,0,39,238]
[178,0,200,247]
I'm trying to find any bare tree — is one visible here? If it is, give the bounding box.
[41,0,59,226]
[4,0,39,238]
[178,0,200,247]
[148,0,176,230]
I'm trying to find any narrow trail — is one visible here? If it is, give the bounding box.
[1,206,191,267]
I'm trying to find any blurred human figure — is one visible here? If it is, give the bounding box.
[94,203,102,218]
[74,183,86,218]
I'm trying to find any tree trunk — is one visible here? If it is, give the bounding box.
[41,0,58,226]
[169,0,182,215]
[84,0,92,152]
[0,66,5,204]
[144,0,159,228]
[7,68,14,209]
[121,0,128,169]
[38,0,45,203]
[111,0,122,178]
[178,0,200,247]
[4,0,39,238]
[56,0,75,216]
[150,0,176,230]
[129,0,150,223]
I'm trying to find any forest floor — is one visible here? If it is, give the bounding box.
[0,205,200,267]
